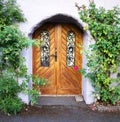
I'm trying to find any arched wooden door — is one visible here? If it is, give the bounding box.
[33,23,82,95]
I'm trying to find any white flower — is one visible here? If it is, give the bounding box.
[83,23,89,30]
[5,57,8,60]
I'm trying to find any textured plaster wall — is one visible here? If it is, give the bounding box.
[82,30,97,104]
[17,0,120,36]
[17,0,120,104]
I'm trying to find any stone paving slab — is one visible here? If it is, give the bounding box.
[97,105,120,112]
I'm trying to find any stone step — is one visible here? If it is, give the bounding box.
[36,96,84,106]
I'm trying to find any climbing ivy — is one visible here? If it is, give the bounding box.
[78,2,120,104]
[0,0,47,114]
[0,0,25,25]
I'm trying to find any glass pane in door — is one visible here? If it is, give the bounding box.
[66,31,75,66]
[40,30,50,66]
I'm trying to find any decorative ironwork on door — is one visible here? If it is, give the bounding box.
[40,30,50,66]
[66,31,75,66]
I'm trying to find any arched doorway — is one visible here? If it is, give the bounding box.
[32,22,83,95]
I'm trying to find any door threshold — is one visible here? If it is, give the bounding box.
[41,95,81,97]
[40,95,84,102]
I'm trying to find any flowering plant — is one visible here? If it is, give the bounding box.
[74,66,79,71]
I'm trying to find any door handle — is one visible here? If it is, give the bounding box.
[50,51,57,62]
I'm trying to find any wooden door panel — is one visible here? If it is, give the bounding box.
[57,24,82,94]
[33,24,56,94]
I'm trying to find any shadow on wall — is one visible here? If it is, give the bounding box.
[28,14,84,38]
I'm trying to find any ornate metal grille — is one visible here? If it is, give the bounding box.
[40,30,50,66]
[66,31,75,66]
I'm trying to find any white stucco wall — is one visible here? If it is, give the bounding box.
[17,0,120,104]
[82,31,95,104]
[17,0,120,36]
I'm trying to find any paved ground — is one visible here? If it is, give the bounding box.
[0,97,120,122]
[0,105,120,122]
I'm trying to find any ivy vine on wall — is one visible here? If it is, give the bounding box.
[0,0,47,115]
[77,2,120,104]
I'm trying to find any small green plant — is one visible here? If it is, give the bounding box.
[20,75,48,105]
[0,70,23,114]
[0,69,48,114]
[0,96,23,115]
[77,2,120,104]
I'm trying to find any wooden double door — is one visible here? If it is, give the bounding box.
[33,23,82,95]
